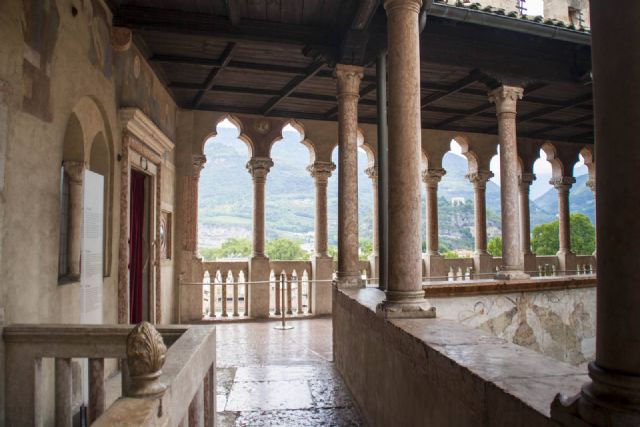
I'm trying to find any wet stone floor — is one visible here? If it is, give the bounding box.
[216,317,364,426]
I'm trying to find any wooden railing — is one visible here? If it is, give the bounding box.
[3,323,216,427]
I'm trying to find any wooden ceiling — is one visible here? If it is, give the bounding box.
[109,0,594,144]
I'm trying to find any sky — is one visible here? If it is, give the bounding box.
[525,0,544,16]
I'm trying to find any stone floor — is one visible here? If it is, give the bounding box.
[216,317,364,426]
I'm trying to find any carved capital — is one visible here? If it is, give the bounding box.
[586,177,596,193]
[466,170,494,189]
[364,166,378,180]
[307,161,336,183]
[519,173,536,191]
[63,161,84,184]
[246,157,274,180]
[335,64,364,98]
[192,155,207,175]
[383,0,423,14]
[488,86,524,115]
[111,27,132,52]
[550,176,576,192]
[125,322,168,398]
[422,168,446,186]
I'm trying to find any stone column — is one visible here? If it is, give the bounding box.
[466,170,494,275]
[365,166,380,280]
[551,1,640,424]
[378,0,434,317]
[335,64,363,288]
[551,176,576,274]
[519,173,537,273]
[422,168,446,279]
[587,177,597,259]
[179,155,206,322]
[489,86,529,279]
[63,161,84,281]
[246,157,274,318]
[307,161,336,314]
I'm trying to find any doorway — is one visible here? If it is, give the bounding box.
[129,169,152,323]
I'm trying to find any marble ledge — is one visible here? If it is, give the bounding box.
[337,287,588,418]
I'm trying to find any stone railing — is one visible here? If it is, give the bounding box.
[3,323,216,427]
[202,260,249,318]
[269,260,313,316]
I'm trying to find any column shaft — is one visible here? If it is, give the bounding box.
[307,162,335,256]
[466,171,493,254]
[423,169,445,255]
[552,178,574,254]
[519,174,535,254]
[63,161,84,280]
[335,64,363,286]
[489,86,528,278]
[246,158,273,257]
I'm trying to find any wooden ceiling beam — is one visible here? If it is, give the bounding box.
[262,62,326,115]
[420,71,480,109]
[517,93,593,125]
[224,0,241,26]
[192,42,237,108]
[113,5,336,47]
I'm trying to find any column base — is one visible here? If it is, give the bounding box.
[376,290,436,319]
[495,269,530,280]
[551,363,640,426]
[335,273,363,289]
[423,253,445,281]
[557,251,577,275]
[523,252,537,274]
[473,251,494,276]
[311,255,334,314]
[368,253,380,284]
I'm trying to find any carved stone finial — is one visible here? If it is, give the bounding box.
[125,322,168,398]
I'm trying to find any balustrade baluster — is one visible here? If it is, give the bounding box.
[221,272,228,317]
[448,267,454,281]
[233,271,239,317]
[55,358,73,427]
[89,358,105,423]
[457,267,463,281]
[295,271,303,314]
[286,272,293,315]
[241,271,249,316]
[304,270,312,314]
[274,270,281,315]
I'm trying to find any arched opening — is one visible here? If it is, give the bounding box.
[531,147,560,257]
[486,146,502,257]
[89,132,112,276]
[570,152,596,255]
[198,116,253,318]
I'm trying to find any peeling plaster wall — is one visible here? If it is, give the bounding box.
[0,0,178,422]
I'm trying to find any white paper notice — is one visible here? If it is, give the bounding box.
[81,170,104,324]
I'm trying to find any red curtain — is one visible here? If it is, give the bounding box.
[129,170,145,324]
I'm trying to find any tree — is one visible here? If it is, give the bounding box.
[199,237,252,260]
[266,238,307,260]
[443,250,459,259]
[487,237,502,257]
[360,239,373,260]
[328,245,338,260]
[531,213,595,256]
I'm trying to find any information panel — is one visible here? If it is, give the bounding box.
[81,170,104,324]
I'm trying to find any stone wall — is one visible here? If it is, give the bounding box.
[432,285,596,367]
[457,0,591,27]
[334,287,588,427]
[0,0,179,423]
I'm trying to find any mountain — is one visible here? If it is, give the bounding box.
[198,129,595,250]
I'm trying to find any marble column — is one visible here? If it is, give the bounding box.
[379,0,434,317]
[466,170,494,275]
[551,176,576,273]
[179,155,206,322]
[308,161,336,314]
[246,157,274,318]
[246,157,274,257]
[63,161,84,281]
[519,173,537,273]
[489,86,529,279]
[422,169,446,279]
[335,64,363,288]
[551,1,640,424]
[587,177,596,259]
[365,166,380,280]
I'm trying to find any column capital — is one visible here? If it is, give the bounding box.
[465,170,494,189]
[586,177,596,193]
[307,161,336,183]
[192,154,207,176]
[519,173,536,190]
[364,166,378,180]
[383,0,423,14]
[550,176,576,192]
[421,168,446,186]
[63,161,85,184]
[334,64,364,98]
[488,86,524,115]
[246,157,274,180]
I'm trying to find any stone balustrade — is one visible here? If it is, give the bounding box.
[3,323,216,427]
